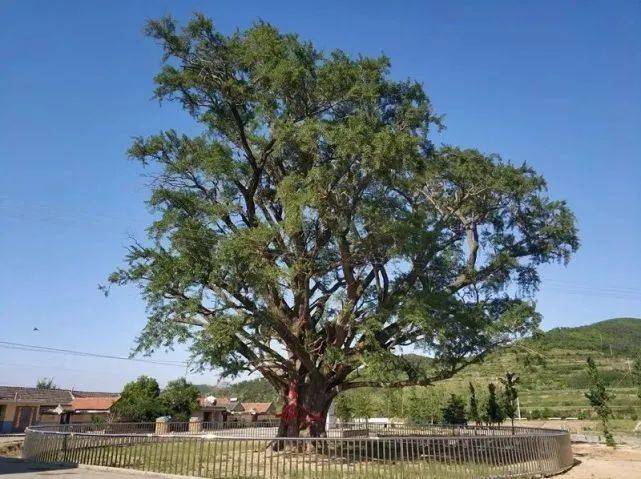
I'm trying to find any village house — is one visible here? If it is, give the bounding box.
[193,396,276,423]
[1,385,276,432]
[0,386,119,433]
[240,401,277,422]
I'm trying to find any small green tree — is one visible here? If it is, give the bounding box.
[381,389,403,419]
[631,351,641,402]
[405,387,446,424]
[332,394,353,422]
[468,382,481,425]
[111,376,166,422]
[484,383,505,426]
[441,394,467,425]
[349,389,377,420]
[90,415,108,429]
[500,372,520,432]
[160,378,200,421]
[36,378,56,389]
[585,357,615,446]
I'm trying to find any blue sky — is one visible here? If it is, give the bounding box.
[1,0,639,391]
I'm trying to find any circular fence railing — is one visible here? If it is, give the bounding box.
[23,421,574,478]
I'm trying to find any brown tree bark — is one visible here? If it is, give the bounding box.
[271,377,333,448]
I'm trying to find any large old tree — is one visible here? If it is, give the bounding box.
[110,15,578,437]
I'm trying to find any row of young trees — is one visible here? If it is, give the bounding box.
[335,372,521,428]
[334,352,641,434]
[110,376,200,422]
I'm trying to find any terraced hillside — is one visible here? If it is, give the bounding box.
[409,317,641,419]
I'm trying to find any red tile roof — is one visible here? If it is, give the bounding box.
[241,402,275,414]
[71,396,118,411]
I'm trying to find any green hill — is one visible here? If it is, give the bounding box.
[532,317,641,357]
[432,318,639,416]
[339,317,641,421]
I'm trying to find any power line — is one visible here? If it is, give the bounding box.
[0,341,188,368]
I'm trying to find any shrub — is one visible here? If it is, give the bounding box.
[442,394,467,425]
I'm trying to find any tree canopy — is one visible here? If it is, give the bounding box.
[111,375,200,422]
[160,378,200,421]
[441,394,467,425]
[111,376,166,422]
[109,13,578,433]
[484,383,505,425]
[500,372,519,430]
[468,382,481,425]
[36,378,56,390]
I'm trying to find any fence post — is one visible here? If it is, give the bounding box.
[189,416,203,434]
[197,438,204,477]
[62,434,68,463]
[155,417,169,435]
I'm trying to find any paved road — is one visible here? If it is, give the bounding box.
[0,458,174,477]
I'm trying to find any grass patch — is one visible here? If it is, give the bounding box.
[66,438,535,478]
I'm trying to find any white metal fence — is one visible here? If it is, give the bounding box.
[23,422,574,478]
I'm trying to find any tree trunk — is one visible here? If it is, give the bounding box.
[300,381,332,438]
[271,377,333,449]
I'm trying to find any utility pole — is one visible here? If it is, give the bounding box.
[516,397,521,420]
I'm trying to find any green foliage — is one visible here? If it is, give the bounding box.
[332,394,354,422]
[484,383,505,425]
[112,376,166,422]
[110,13,578,409]
[531,318,641,357]
[349,390,379,419]
[330,389,383,422]
[160,378,200,421]
[112,376,202,422]
[91,415,108,429]
[499,372,519,428]
[632,352,641,402]
[468,383,481,425]
[441,394,467,425]
[404,387,446,424]
[585,357,616,447]
[36,378,56,390]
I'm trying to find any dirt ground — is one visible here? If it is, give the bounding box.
[560,443,641,479]
[0,437,22,457]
